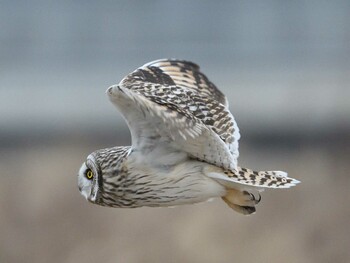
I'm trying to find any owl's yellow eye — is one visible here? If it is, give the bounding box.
[86,169,94,180]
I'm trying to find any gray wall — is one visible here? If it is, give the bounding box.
[1,0,349,139]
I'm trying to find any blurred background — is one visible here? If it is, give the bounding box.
[1,1,349,262]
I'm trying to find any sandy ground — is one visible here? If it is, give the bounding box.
[1,138,349,263]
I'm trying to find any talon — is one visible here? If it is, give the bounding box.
[243,191,261,204]
[256,193,261,203]
[249,192,261,204]
[223,189,260,210]
[241,206,256,214]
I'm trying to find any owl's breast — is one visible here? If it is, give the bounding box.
[121,159,226,207]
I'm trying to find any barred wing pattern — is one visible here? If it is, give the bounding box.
[78,59,299,215]
[141,59,228,106]
[108,59,240,170]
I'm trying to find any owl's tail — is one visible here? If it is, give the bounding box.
[205,166,300,215]
[225,167,300,189]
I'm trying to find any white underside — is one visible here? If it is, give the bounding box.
[125,154,227,207]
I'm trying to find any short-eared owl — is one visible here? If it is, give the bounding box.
[78,59,299,215]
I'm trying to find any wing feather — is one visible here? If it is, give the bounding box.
[142,59,228,106]
[107,59,240,170]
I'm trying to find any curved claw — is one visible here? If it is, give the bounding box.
[256,193,262,203]
[244,191,262,204]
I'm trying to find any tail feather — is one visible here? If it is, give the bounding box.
[204,166,300,215]
[207,166,300,189]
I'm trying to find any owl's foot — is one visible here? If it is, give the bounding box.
[222,189,261,215]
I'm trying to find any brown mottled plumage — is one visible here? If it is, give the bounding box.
[78,59,299,215]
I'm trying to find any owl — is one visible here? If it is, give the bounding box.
[78,59,299,215]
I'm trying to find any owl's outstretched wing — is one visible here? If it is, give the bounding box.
[107,59,240,170]
[141,59,229,106]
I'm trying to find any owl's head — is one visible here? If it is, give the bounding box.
[78,153,101,203]
[78,146,131,206]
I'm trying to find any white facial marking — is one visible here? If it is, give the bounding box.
[78,162,92,200]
